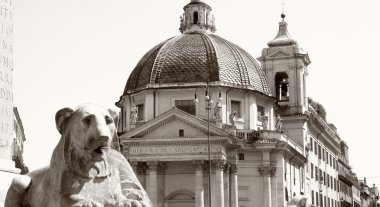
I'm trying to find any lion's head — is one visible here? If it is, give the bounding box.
[53,104,119,179]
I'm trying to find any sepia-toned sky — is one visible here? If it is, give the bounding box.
[13,0,380,186]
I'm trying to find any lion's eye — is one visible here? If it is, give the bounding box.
[105,116,113,125]
[81,116,92,126]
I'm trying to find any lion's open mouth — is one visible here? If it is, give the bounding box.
[94,147,103,154]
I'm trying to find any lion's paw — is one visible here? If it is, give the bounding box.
[105,199,149,207]
[80,200,103,207]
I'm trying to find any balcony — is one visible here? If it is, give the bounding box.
[236,129,303,152]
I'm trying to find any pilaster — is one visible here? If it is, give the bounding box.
[147,161,158,206]
[259,165,277,207]
[230,164,239,207]
[194,160,205,207]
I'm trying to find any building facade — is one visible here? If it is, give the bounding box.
[116,1,365,207]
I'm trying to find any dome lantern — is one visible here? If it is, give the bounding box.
[179,0,216,34]
[267,15,297,47]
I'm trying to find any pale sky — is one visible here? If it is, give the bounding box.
[13,0,380,186]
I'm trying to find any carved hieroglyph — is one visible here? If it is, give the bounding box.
[5,104,151,207]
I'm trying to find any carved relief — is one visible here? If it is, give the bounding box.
[288,65,303,70]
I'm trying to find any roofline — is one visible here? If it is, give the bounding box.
[123,81,273,97]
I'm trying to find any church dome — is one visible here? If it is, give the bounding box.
[124,32,271,96]
[123,0,271,96]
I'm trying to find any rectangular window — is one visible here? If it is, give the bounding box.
[310,137,313,152]
[327,174,330,187]
[238,153,245,160]
[316,192,319,206]
[314,141,318,155]
[231,100,242,118]
[320,194,323,207]
[136,104,144,121]
[315,166,318,180]
[311,190,314,204]
[175,100,196,115]
[330,155,332,167]
[326,152,329,164]
[322,148,325,161]
[179,129,184,137]
[318,145,322,159]
[311,163,314,178]
[333,158,336,169]
[257,105,265,128]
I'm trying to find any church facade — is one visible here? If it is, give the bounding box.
[116,1,355,207]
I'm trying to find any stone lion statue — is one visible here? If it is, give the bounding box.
[5,104,151,207]
[288,195,311,207]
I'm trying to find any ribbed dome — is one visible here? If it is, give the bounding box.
[124,32,271,96]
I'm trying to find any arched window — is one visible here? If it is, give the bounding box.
[193,11,198,24]
[275,72,289,101]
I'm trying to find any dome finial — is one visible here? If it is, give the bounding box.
[281,1,286,20]
[267,1,297,48]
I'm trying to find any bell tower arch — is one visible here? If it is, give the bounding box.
[258,14,311,115]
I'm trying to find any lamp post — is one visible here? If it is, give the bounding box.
[206,87,212,207]
[195,84,222,207]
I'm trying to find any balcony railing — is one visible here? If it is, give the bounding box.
[235,130,304,153]
[236,130,261,143]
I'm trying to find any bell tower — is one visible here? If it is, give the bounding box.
[179,0,216,34]
[258,14,311,115]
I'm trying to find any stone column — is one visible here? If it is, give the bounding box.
[214,160,226,207]
[230,164,239,207]
[224,165,230,207]
[259,166,276,207]
[147,161,158,206]
[157,162,166,207]
[194,160,205,207]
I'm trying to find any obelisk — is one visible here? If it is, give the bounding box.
[0,0,19,205]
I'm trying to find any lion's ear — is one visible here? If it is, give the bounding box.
[55,107,75,134]
[108,108,121,151]
[108,108,119,127]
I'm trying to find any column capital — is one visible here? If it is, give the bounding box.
[258,166,276,177]
[147,161,159,171]
[230,164,238,175]
[157,162,166,175]
[213,160,227,170]
[129,160,139,168]
[193,160,205,170]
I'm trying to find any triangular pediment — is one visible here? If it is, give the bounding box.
[121,108,231,139]
[267,49,292,58]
